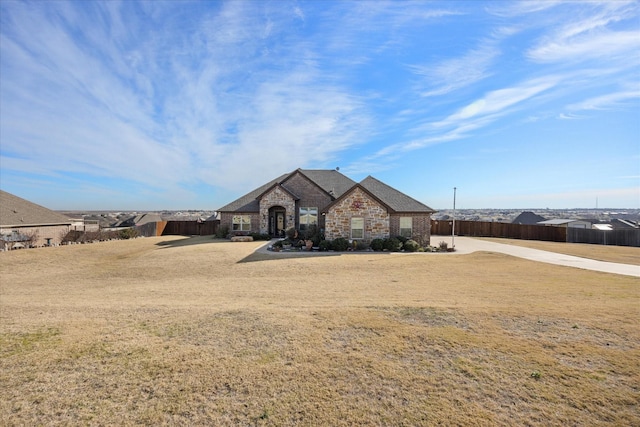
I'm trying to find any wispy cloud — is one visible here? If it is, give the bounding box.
[1,1,638,209]
[567,89,640,111]
[526,2,640,63]
[411,44,500,97]
[0,1,370,196]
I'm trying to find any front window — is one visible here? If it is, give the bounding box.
[232,215,251,231]
[400,217,412,237]
[299,207,318,231]
[351,217,364,239]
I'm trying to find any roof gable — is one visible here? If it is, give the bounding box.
[258,182,300,201]
[217,169,356,212]
[292,169,356,198]
[0,190,72,227]
[357,176,436,213]
[512,211,546,225]
[217,169,434,215]
[217,173,289,212]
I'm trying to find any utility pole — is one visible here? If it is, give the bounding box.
[452,187,456,249]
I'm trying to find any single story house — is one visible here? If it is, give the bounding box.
[112,213,163,228]
[512,211,546,225]
[0,190,72,249]
[217,168,436,246]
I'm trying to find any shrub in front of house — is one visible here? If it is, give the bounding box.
[331,237,350,251]
[370,238,385,251]
[318,240,332,251]
[395,235,409,245]
[286,227,299,240]
[250,233,272,241]
[403,239,420,252]
[215,226,229,239]
[383,237,402,252]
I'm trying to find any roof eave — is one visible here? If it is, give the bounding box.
[1,222,72,228]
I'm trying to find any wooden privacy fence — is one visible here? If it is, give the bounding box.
[160,220,219,236]
[567,228,640,247]
[431,220,567,242]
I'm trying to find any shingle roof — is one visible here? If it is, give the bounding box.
[217,173,289,212]
[512,211,546,225]
[0,190,72,227]
[358,176,436,213]
[294,169,356,197]
[217,169,356,212]
[217,169,435,214]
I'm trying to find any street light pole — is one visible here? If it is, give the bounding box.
[452,187,456,249]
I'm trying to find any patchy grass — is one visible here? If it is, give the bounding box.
[1,236,638,425]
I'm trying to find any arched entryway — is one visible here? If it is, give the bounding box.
[268,206,287,237]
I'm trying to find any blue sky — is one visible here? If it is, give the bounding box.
[1,1,638,210]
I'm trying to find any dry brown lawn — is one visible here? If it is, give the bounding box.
[1,236,638,426]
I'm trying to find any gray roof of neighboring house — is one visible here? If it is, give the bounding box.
[512,211,546,225]
[0,190,72,227]
[538,219,591,225]
[114,213,163,227]
[217,169,356,212]
[611,218,639,229]
[354,176,436,213]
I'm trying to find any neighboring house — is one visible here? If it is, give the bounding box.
[611,218,639,230]
[512,211,546,225]
[218,168,436,246]
[593,223,613,231]
[112,213,163,228]
[537,219,592,229]
[0,190,72,249]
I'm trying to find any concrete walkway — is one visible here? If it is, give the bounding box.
[257,237,639,278]
[445,236,640,278]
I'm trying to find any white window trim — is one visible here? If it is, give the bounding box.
[400,217,412,238]
[232,215,251,231]
[299,207,318,230]
[351,217,364,239]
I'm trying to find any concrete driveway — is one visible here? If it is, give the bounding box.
[444,236,639,278]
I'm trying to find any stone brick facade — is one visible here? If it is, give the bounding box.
[324,188,389,243]
[259,186,296,234]
[218,169,434,244]
[389,214,432,247]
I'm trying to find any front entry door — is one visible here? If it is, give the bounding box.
[276,212,285,236]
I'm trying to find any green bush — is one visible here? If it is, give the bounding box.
[383,237,402,252]
[370,238,385,251]
[303,225,322,246]
[403,239,420,252]
[318,240,332,251]
[395,235,409,245]
[332,237,350,251]
[286,227,298,240]
[119,228,139,239]
[215,226,229,239]
[250,233,272,241]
